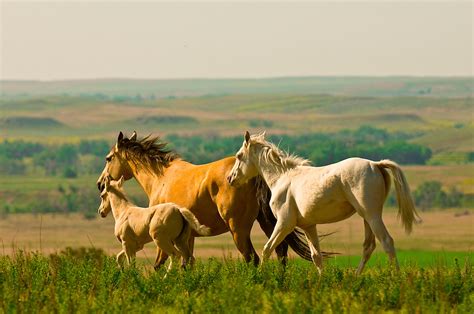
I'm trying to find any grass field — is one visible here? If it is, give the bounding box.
[1,251,472,313]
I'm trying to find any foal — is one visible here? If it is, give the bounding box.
[98,176,211,272]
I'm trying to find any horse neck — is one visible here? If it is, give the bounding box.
[127,160,164,198]
[128,159,183,199]
[254,155,287,190]
[108,191,132,221]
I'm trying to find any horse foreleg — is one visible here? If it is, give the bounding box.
[356,220,376,275]
[228,219,260,266]
[262,219,294,263]
[301,225,323,274]
[124,243,137,267]
[257,210,289,266]
[116,250,126,268]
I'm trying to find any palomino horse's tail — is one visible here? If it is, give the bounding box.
[254,176,336,260]
[377,159,421,234]
[177,206,212,236]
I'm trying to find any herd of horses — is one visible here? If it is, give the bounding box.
[96,131,420,275]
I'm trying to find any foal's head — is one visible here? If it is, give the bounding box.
[98,175,125,218]
[227,131,265,187]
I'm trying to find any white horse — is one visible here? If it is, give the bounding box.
[227,131,420,274]
[98,175,211,273]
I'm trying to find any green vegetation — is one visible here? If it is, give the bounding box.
[2,126,472,214]
[0,116,64,128]
[0,126,434,176]
[0,249,472,313]
[130,115,199,125]
[413,181,474,210]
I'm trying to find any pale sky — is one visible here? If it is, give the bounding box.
[1,1,472,80]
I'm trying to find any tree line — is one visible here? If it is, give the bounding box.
[0,126,471,215]
[0,126,434,177]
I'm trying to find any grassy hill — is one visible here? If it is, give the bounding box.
[1,92,472,158]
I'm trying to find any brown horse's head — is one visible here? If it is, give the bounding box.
[96,131,136,192]
[96,131,180,192]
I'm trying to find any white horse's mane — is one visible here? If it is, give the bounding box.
[251,135,311,171]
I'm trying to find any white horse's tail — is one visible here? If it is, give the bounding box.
[178,206,211,236]
[377,159,421,234]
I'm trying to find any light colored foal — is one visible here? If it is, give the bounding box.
[98,176,211,273]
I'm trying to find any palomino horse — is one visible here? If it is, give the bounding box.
[98,175,210,274]
[97,131,314,268]
[227,131,421,274]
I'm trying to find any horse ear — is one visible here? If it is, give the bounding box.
[117,132,124,148]
[244,131,250,144]
[260,131,266,139]
[117,175,125,187]
[129,131,137,141]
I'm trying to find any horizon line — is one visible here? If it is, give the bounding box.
[2,75,473,83]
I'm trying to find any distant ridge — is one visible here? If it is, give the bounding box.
[1,77,472,98]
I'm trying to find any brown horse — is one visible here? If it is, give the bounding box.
[97,132,312,268]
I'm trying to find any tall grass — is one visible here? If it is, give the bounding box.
[0,249,472,313]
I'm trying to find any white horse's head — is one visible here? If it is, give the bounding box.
[97,175,125,218]
[227,131,265,187]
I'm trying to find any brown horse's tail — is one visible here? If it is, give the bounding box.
[254,176,336,260]
[377,159,422,234]
[177,206,212,236]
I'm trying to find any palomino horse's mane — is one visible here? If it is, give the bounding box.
[119,135,180,174]
[251,135,311,171]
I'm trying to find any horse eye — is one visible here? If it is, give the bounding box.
[106,156,112,162]
[236,153,243,160]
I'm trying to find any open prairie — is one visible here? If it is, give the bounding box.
[1,210,472,260]
[1,78,473,312]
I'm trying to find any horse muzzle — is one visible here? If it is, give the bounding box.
[97,180,105,192]
[98,209,107,218]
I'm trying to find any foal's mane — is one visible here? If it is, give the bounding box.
[119,135,180,174]
[251,136,311,171]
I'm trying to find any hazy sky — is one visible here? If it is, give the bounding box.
[1,1,472,80]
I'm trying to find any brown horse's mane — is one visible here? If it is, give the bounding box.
[119,135,180,174]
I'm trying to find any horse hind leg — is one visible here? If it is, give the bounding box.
[301,225,323,274]
[153,238,181,278]
[356,220,376,275]
[367,217,399,270]
[154,248,169,271]
[346,180,398,271]
[174,225,195,268]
